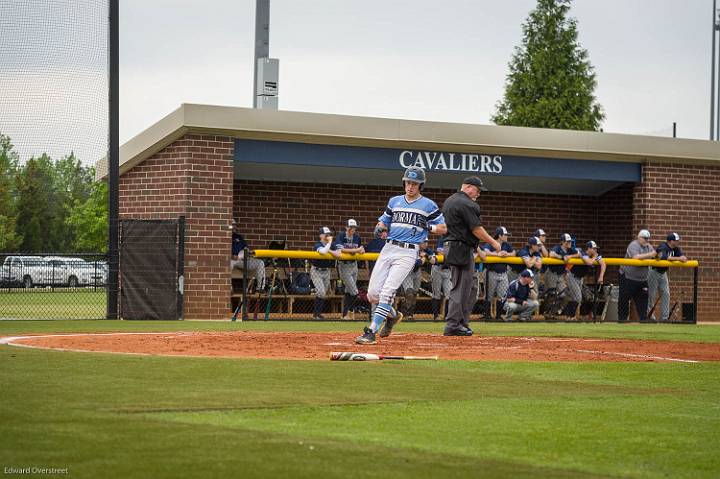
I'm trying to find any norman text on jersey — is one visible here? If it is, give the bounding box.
[399,150,503,174]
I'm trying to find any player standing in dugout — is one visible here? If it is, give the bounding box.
[355,166,447,345]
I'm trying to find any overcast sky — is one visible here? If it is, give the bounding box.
[0,0,716,164]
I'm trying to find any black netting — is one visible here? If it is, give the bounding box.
[0,0,109,166]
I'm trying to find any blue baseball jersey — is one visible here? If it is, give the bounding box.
[335,232,362,261]
[482,241,514,273]
[313,241,339,268]
[435,236,447,254]
[504,279,531,303]
[365,238,385,253]
[653,242,684,273]
[232,232,248,256]
[378,195,444,245]
[413,247,434,272]
[549,245,577,274]
[571,250,603,278]
[512,246,542,273]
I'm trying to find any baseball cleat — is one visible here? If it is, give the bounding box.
[379,312,404,338]
[355,327,377,345]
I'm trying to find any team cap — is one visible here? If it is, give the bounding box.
[638,229,651,239]
[528,236,542,246]
[347,219,358,228]
[667,232,680,241]
[534,229,546,236]
[495,226,510,236]
[586,240,598,249]
[520,269,534,278]
[560,233,572,242]
[319,226,332,235]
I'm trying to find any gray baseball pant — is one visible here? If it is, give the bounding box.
[310,267,332,299]
[647,269,670,320]
[504,300,540,321]
[337,261,359,296]
[431,265,452,300]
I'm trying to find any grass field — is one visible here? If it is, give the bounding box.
[1,320,719,478]
[0,290,106,319]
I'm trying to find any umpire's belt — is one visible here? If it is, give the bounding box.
[386,239,418,250]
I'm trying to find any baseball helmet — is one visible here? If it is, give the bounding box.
[402,166,426,185]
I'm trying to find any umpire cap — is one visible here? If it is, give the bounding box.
[462,176,488,191]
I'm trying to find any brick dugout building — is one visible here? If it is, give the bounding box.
[100,104,719,320]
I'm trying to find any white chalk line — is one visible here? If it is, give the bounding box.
[574,349,700,363]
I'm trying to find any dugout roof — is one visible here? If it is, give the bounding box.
[99,103,720,196]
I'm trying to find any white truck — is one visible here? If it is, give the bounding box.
[1,256,49,288]
[1,256,107,288]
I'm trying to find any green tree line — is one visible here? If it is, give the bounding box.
[0,132,107,253]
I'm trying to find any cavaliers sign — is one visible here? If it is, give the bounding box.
[399,150,502,174]
[234,138,641,183]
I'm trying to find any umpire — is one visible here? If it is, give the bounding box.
[442,176,499,336]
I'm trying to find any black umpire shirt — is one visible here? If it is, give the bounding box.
[442,191,482,247]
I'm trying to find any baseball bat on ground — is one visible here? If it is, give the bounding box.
[231,301,242,322]
[330,352,438,361]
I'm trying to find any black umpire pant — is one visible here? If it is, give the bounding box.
[618,273,649,322]
[446,261,474,331]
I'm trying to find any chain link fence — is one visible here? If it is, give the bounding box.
[0,253,107,319]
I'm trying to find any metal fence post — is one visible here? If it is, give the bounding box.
[177,216,186,320]
[242,248,249,321]
[692,267,699,324]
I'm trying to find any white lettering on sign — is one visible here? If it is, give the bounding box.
[398,151,503,174]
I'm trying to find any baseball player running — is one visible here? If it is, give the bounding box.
[355,166,447,345]
[335,219,364,319]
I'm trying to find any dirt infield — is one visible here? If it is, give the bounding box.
[4,331,720,362]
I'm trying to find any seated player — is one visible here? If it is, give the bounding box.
[502,269,540,322]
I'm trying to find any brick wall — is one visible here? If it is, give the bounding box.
[633,162,718,322]
[119,134,234,319]
[233,181,615,252]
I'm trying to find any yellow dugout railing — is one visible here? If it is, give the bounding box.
[238,249,699,323]
[251,249,699,268]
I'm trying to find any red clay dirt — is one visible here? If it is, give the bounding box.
[5,331,720,362]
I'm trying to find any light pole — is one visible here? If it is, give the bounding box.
[710,0,720,141]
[253,0,278,110]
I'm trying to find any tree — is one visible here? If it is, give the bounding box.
[53,153,94,251]
[0,133,22,251]
[491,0,604,131]
[15,154,62,253]
[66,175,108,253]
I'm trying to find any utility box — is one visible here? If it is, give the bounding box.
[256,57,279,97]
[257,95,278,110]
